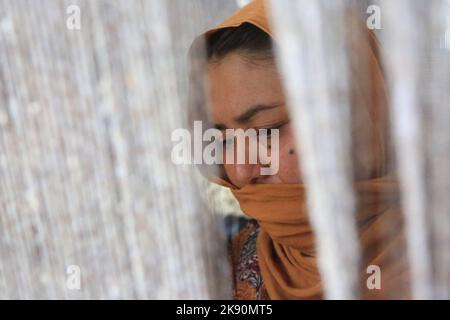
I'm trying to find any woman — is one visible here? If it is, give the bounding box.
[190,0,410,299]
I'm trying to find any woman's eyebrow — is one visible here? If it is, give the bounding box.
[233,103,281,124]
[213,103,282,129]
[214,123,226,130]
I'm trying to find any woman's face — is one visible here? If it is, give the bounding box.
[206,52,302,188]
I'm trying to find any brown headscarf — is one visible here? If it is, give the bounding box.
[197,0,410,299]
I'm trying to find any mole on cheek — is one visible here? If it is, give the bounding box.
[289,149,295,155]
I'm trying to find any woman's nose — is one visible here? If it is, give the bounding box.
[222,135,272,186]
[222,163,265,187]
[233,163,264,185]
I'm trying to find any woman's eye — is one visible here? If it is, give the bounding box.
[257,122,287,147]
[222,138,234,146]
[258,124,282,137]
[257,129,274,148]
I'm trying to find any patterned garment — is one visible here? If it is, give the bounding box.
[224,215,270,300]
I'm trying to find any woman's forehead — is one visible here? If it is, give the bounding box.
[205,53,285,123]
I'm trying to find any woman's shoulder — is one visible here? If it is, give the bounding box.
[224,215,269,300]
